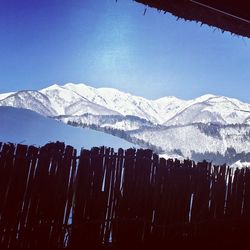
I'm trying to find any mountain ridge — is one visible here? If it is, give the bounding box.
[1,82,250,125]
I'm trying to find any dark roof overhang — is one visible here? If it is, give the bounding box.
[134,0,250,38]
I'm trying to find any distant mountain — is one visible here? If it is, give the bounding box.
[1,83,250,164]
[0,106,135,150]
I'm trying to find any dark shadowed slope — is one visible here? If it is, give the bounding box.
[0,106,135,150]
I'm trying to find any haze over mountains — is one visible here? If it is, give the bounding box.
[1,83,250,164]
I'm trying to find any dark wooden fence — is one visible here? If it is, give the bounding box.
[0,141,250,250]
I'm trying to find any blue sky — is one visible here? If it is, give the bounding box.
[0,0,250,102]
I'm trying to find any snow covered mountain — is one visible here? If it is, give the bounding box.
[1,82,250,164]
[2,83,250,125]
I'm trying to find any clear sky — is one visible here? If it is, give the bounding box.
[0,0,250,102]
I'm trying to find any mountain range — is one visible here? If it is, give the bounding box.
[1,83,250,164]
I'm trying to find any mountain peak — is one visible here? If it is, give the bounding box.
[40,84,62,92]
[194,94,217,102]
[63,82,90,89]
[154,96,184,104]
[62,82,96,96]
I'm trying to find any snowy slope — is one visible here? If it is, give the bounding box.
[128,123,250,164]
[0,92,14,100]
[0,106,135,150]
[57,114,153,131]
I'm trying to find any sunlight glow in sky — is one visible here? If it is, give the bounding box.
[0,0,250,102]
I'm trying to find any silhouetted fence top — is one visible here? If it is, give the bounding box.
[0,141,250,250]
